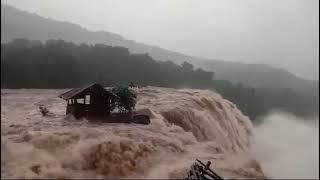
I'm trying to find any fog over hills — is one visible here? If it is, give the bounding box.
[1,4,318,98]
[2,0,318,81]
[1,3,318,178]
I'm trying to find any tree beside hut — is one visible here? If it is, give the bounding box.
[58,83,148,124]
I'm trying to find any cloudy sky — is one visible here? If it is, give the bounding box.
[3,0,319,80]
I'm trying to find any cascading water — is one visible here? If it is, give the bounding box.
[1,87,266,179]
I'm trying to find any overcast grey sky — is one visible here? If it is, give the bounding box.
[3,0,319,80]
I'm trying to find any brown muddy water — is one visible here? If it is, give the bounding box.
[1,86,267,179]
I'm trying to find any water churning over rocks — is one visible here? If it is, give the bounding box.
[1,87,265,179]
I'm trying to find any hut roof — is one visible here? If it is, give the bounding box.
[59,83,115,100]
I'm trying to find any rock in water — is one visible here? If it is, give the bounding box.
[132,114,150,125]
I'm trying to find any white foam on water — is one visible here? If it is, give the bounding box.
[253,111,319,179]
[1,87,266,179]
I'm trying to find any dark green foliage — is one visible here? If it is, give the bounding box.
[181,61,194,72]
[1,39,318,122]
[2,4,317,107]
[111,86,137,113]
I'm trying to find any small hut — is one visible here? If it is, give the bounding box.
[59,83,115,119]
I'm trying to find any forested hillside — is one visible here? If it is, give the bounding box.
[1,39,318,122]
[2,4,318,95]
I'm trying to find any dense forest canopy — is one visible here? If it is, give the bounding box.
[1,39,318,123]
[2,3,317,94]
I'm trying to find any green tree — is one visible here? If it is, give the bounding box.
[181,61,194,72]
[111,86,137,113]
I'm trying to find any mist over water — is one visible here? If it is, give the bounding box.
[1,88,318,179]
[253,111,319,179]
[1,87,265,179]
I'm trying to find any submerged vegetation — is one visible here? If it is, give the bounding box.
[1,39,318,122]
[111,86,137,113]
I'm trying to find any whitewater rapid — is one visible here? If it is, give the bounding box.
[1,87,266,179]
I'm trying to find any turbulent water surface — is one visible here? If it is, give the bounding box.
[253,112,319,179]
[1,87,266,179]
